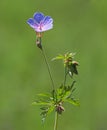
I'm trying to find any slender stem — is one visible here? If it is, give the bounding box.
[54,112,58,130]
[63,67,68,86]
[41,44,55,90]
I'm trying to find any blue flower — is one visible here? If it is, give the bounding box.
[27,12,53,33]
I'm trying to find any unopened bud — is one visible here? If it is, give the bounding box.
[56,103,65,114]
[36,37,42,50]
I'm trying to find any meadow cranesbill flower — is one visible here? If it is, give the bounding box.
[27,12,53,38]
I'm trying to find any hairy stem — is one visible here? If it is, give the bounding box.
[54,112,58,130]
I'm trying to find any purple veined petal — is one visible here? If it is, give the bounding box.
[42,16,53,25]
[27,18,39,29]
[41,23,53,31]
[33,12,45,24]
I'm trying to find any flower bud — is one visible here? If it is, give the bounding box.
[36,37,42,50]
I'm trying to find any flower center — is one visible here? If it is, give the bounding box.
[39,23,43,31]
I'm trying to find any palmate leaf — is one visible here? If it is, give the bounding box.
[56,81,76,100]
[32,92,55,122]
[55,80,80,108]
[33,79,79,122]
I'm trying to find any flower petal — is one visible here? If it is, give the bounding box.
[33,12,45,24]
[42,23,53,31]
[27,18,38,29]
[42,16,53,25]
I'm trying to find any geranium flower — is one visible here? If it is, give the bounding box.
[27,12,53,37]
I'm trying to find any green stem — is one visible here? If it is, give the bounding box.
[54,112,58,130]
[41,43,55,91]
[63,67,68,86]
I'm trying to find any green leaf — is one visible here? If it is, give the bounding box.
[32,101,51,106]
[70,81,76,90]
[52,54,64,61]
[38,93,50,97]
[40,104,55,122]
[47,105,55,115]
[40,107,48,110]
[62,91,71,100]
[65,98,80,106]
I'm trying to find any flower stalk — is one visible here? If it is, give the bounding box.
[54,112,59,130]
[41,44,55,91]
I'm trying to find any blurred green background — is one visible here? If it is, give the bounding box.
[0,0,107,130]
